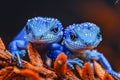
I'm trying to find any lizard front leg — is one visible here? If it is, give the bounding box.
[9,40,28,67]
[84,50,120,78]
[47,43,84,69]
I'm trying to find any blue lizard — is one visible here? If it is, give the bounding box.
[63,22,120,78]
[9,16,63,67]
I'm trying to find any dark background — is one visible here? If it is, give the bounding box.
[0,0,120,71]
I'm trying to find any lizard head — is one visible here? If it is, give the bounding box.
[24,17,63,44]
[64,22,102,52]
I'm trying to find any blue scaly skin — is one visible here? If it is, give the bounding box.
[63,22,120,78]
[9,17,63,67]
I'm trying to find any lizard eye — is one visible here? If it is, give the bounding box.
[52,26,58,33]
[25,25,31,33]
[70,32,76,40]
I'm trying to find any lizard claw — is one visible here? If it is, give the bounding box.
[11,50,26,67]
[66,58,84,69]
[11,52,15,61]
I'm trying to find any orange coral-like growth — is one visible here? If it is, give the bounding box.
[27,42,43,67]
[14,67,44,80]
[94,60,106,79]
[103,72,115,80]
[0,37,119,80]
[54,52,67,75]
[81,62,94,80]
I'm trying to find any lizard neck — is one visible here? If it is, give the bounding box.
[31,42,49,60]
[33,43,48,54]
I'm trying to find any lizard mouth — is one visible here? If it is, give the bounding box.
[64,40,87,51]
[30,34,62,44]
[38,31,63,43]
[40,36,62,43]
[24,30,63,44]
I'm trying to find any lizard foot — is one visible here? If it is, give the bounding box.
[66,58,84,69]
[11,50,26,67]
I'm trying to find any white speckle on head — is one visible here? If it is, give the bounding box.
[84,24,88,27]
[39,29,41,32]
[77,27,81,31]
